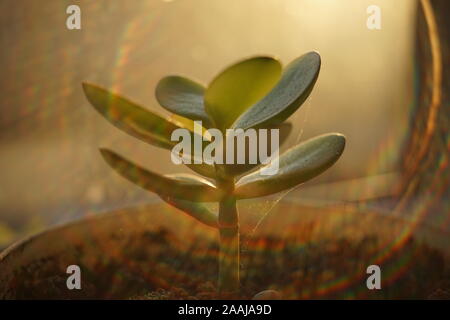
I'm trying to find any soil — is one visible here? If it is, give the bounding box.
[3,226,450,300]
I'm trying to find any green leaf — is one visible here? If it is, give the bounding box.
[204,57,282,130]
[160,174,218,228]
[83,82,180,150]
[232,52,321,130]
[224,122,293,177]
[100,148,224,202]
[234,133,346,199]
[155,76,213,128]
[83,82,216,179]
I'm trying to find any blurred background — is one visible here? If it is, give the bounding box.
[0,0,447,250]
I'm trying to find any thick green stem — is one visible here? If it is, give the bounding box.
[217,178,240,293]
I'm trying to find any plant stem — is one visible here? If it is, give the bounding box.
[217,177,240,293]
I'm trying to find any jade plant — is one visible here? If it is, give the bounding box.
[82,51,345,293]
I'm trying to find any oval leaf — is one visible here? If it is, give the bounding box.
[160,174,218,228]
[204,56,282,130]
[155,76,213,128]
[100,148,223,202]
[232,52,321,130]
[234,133,346,199]
[83,83,216,178]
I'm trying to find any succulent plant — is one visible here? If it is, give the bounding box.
[82,51,346,293]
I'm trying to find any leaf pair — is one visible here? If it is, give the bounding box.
[100,133,345,199]
[156,52,321,131]
[97,133,345,227]
[155,52,320,176]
